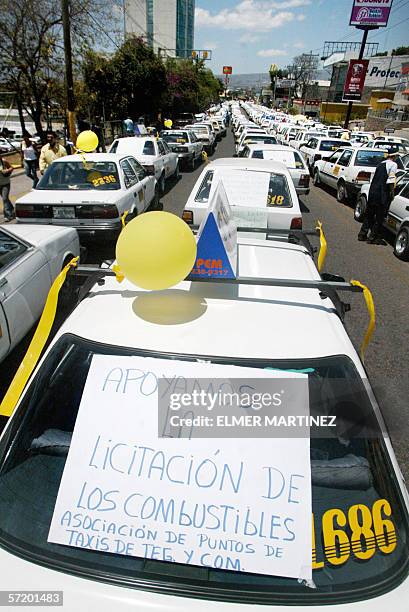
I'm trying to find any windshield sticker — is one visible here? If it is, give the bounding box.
[268,195,285,206]
[48,354,312,581]
[91,174,117,187]
[313,499,397,569]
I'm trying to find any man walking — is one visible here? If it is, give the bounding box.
[21,134,39,187]
[39,131,67,175]
[0,155,14,222]
[358,151,399,244]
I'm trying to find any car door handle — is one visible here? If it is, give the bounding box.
[0,278,8,288]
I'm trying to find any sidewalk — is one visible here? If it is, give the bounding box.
[0,170,33,224]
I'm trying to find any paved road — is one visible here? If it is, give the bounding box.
[2,129,409,480]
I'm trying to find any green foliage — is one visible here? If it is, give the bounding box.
[392,46,409,56]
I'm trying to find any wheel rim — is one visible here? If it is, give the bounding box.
[355,197,364,219]
[338,184,345,200]
[396,231,408,255]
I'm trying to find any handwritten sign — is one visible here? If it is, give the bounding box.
[48,355,312,581]
[218,170,270,208]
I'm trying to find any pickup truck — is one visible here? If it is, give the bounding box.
[0,224,80,364]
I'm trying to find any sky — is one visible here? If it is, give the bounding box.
[194,0,409,74]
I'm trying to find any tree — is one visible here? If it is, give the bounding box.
[164,59,222,116]
[0,0,116,138]
[80,37,168,123]
[392,46,409,56]
[287,53,319,101]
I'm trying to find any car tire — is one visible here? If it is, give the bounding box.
[59,255,79,309]
[354,195,367,222]
[151,185,161,210]
[159,172,166,194]
[313,169,320,186]
[394,226,409,261]
[190,155,195,170]
[337,180,347,203]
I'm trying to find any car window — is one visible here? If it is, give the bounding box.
[354,150,387,167]
[337,149,353,167]
[109,141,118,154]
[399,182,409,199]
[128,157,146,181]
[0,335,407,605]
[326,150,343,163]
[120,159,138,188]
[195,170,214,202]
[37,161,120,191]
[142,140,155,156]
[251,149,264,159]
[320,140,347,152]
[157,140,166,156]
[267,173,293,207]
[0,230,27,270]
[161,132,189,144]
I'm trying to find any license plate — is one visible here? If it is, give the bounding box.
[53,206,75,219]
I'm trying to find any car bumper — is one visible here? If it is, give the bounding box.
[16,219,122,241]
[295,187,310,196]
[175,152,194,161]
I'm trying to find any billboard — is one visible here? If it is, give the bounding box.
[350,0,394,28]
[223,66,233,75]
[343,59,369,101]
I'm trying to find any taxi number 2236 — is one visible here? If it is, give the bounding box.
[92,175,117,187]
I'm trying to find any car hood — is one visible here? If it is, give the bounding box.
[6,223,77,247]
[16,189,120,205]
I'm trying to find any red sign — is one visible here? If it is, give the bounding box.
[223,66,233,75]
[343,59,369,102]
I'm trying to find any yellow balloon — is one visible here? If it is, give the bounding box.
[116,212,197,290]
[76,130,99,152]
[164,119,173,128]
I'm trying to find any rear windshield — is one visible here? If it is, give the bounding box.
[142,141,156,155]
[195,169,293,208]
[255,150,305,169]
[243,136,277,145]
[354,150,387,167]
[36,162,120,190]
[0,335,407,605]
[320,140,348,152]
[161,132,189,143]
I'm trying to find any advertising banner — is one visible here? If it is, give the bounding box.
[223,66,233,74]
[343,59,369,101]
[350,0,394,28]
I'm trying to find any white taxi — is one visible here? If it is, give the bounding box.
[160,129,203,170]
[182,158,302,230]
[0,228,408,610]
[313,148,389,203]
[15,154,158,240]
[355,171,409,260]
[109,137,179,193]
[0,224,79,363]
[299,138,351,173]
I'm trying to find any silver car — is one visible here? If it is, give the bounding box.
[240,144,310,195]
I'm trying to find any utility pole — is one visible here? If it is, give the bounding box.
[343,28,370,129]
[61,0,77,145]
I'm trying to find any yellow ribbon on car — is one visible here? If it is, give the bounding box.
[0,257,79,417]
[351,280,376,361]
[315,220,327,273]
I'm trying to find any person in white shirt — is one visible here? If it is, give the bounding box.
[358,151,399,244]
[21,134,39,187]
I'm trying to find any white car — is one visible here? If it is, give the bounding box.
[160,129,203,170]
[15,154,158,240]
[183,158,302,230]
[185,124,216,155]
[240,144,310,196]
[0,224,80,363]
[361,141,409,156]
[300,137,351,173]
[313,147,389,203]
[0,230,408,609]
[235,131,273,156]
[289,130,326,150]
[109,137,179,193]
[355,171,409,260]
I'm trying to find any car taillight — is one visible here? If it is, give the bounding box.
[355,171,371,183]
[182,210,193,224]
[16,204,52,218]
[290,217,302,230]
[299,174,310,187]
[77,205,118,219]
[313,154,321,162]
[143,165,155,175]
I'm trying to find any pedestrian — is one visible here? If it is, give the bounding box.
[0,155,15,222]
[358,151,399,244]
[21,134,39,187]
[39,131,67,175]
[123,117,134,136]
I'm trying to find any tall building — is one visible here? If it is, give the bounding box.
[125,0,195,59]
